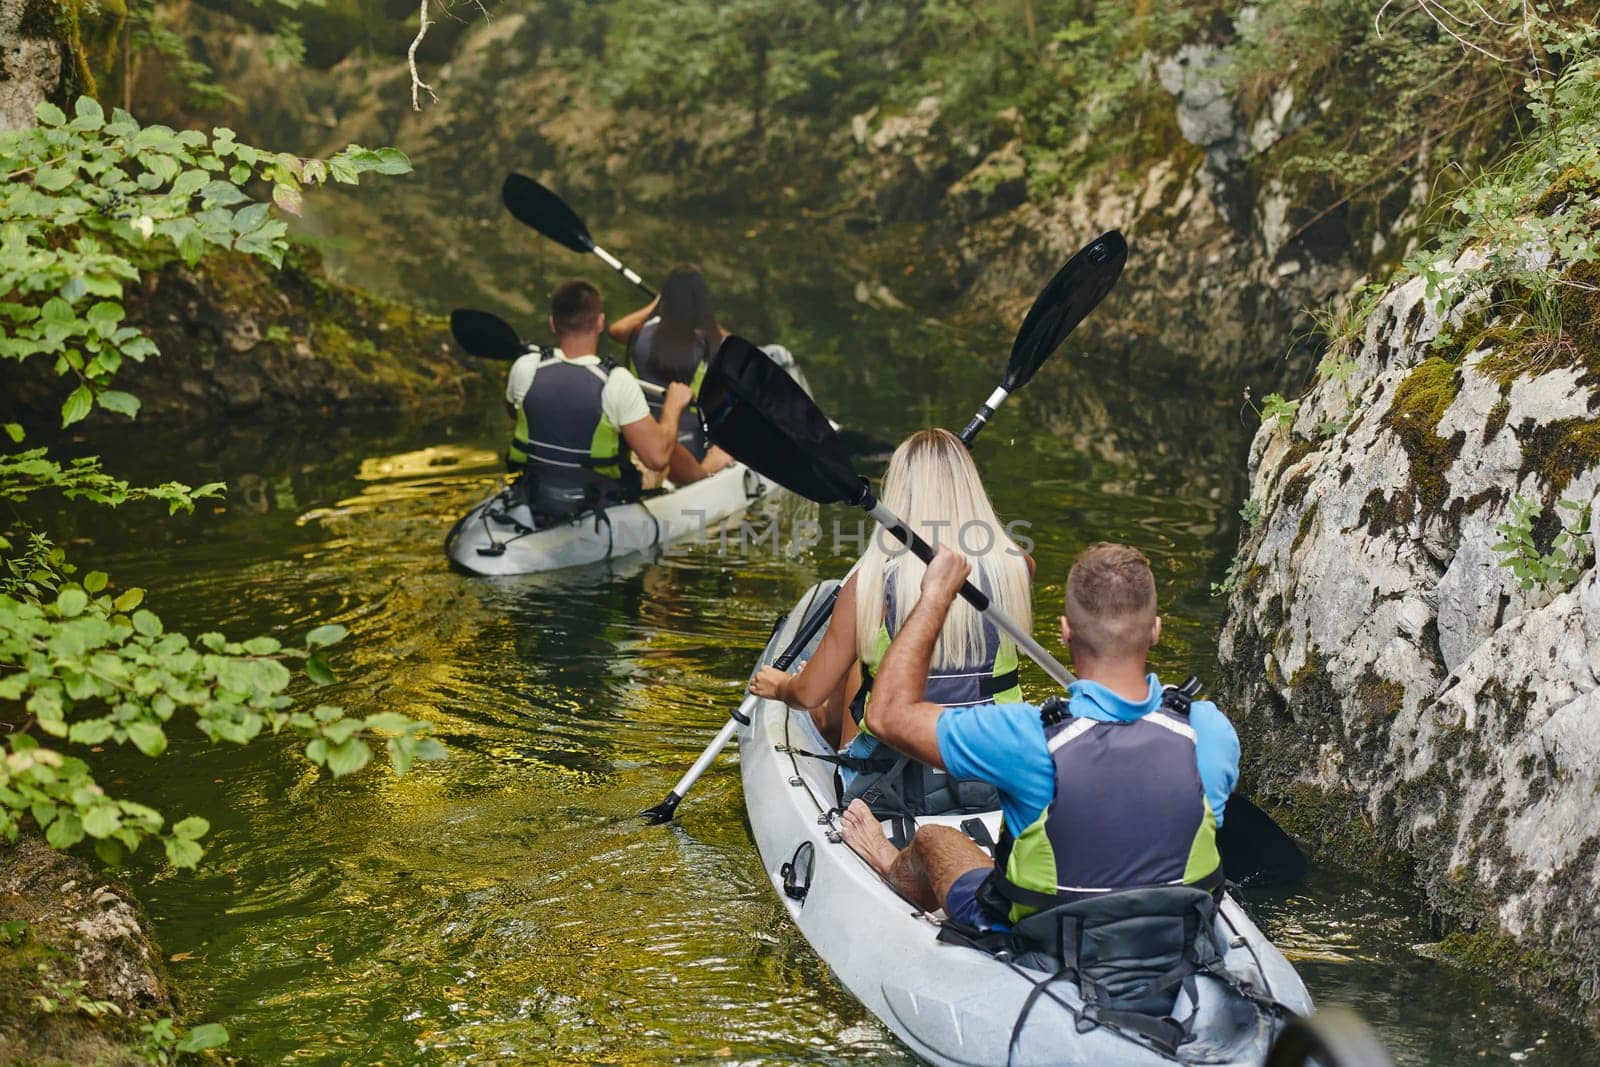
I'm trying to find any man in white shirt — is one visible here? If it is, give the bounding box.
[506,279,697,518]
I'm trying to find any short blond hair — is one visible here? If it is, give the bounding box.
[1065,542,1157,659]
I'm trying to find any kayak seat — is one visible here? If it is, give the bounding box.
[940,886,1289,1058]
[835,750,1002,822]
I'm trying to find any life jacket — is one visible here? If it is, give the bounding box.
[840,573,1022,823]
[504,347,548,472]
[937,682,1265,1061]
[629,318,710,459]
[519,353,640,518]
[976,678,1225,928]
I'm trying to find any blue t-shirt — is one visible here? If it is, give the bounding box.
[935,674,1240,838]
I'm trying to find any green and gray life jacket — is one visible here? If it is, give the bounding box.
[629,318,710,459]
[841,574,1022,822]
[516,354,637,514]
[978,682,1225,928]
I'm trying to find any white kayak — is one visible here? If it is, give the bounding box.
[446,345,803,576]
[741,581,1316,1066]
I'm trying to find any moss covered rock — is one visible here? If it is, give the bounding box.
[0,835,173,1066]
[0,244,483,428]
[1217,247,1600,1023]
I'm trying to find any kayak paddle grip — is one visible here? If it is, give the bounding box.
[958,387,1010,448]
[958,406,992,445]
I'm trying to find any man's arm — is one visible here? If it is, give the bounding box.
[862,546,972,770]
[617,380,692,470]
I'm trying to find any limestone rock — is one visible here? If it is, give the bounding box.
[1217,249,1600,1017]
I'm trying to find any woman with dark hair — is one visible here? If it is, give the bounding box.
[608,264,732,483]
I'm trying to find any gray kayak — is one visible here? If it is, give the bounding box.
[740,581,1315,1065]
[444,344,803,576]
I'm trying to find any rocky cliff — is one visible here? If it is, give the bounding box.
[186,12,1380,377]
[1216,248,1600,1015]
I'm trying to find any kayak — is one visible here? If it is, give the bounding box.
[444,461,777,575]
[740,581,1316,1065]
[445,345,803,576]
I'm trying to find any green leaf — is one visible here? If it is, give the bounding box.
[132,610,163,637]
[271,182,303,216]
[96,390,140,418]
[35,101,67,127]
[304,624,348,648]
[3,423,23,443]
[415,738,447,762]
[125,722,167,757]
[175,1023,229,1053]
[327,156,358,184]
[73,96,105,130]
[305,738,328,765]
[325,738,371,777]
[68,719,115,745]
[83,805,121,839]
[305,655,335,685]
[86,301,124,337]
[363,712,415,733]
[242,636,282,655]
[113,588,144,612]
[35,166,76,191]
[172,816,209,841]
[46,812,84,850]
[233,201,272,234]
[164,836,203,869]
[56,588,87,617]
[199,181,250,207]
[94,838,126,867]
[61,385,93,427]
[83,571,108,593]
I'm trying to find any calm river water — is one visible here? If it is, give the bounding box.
[50,189,1595,1064]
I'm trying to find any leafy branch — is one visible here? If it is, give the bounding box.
[0,570,444,870]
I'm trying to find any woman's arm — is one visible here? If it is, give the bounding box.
[748,577,859,715]
[606,297,659,345]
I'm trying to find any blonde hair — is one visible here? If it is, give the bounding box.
[854,429,1032,669]
[1065,542,1157,659]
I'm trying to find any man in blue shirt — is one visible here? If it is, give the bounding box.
[841,541,1239,929]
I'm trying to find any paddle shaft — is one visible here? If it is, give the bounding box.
[590,244,654,298]
[642,559,863,823]
[863,498,1077,690]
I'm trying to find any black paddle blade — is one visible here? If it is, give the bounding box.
[501,173,595,254]
[1217,794,1308,888]
[450,308,526,361]
[1005,230,1128,391]
[701,336,865,506]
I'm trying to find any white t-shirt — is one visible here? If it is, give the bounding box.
[505,349,651,430]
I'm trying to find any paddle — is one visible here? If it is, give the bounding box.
[639,232,1128,825]
[448,307,666,396]
[502,173,655,297]
[700,339,1307,887]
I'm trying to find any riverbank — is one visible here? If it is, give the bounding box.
[0,836,175,1065]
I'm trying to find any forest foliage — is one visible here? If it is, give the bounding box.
[0,98,441,888]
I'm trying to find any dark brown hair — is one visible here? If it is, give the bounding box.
[550,278,603,336]
[1065,542,1158,659]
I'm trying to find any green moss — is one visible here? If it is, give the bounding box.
[1266,782,1415,883]
[1516,417,1600,494]
[1483,398,1511,444]
[1292,501,1319,554]
[1533,165,1600,218]
[1559,260,1600,375]
[18,0,125,102]
[1382,357,1466,513]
